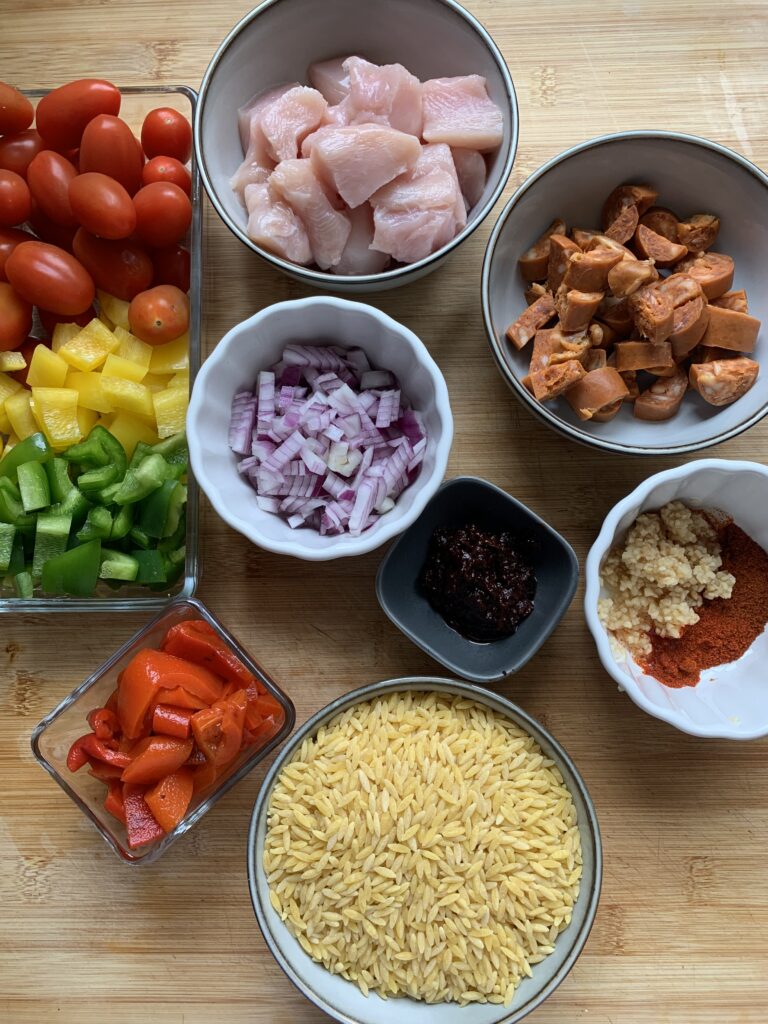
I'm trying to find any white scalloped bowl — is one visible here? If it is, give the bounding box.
[187,297,453,560]
[585,460,768,739]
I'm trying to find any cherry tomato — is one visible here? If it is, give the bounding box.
[141,108,192,163]
[0,82,34,135]
[0,129,45,179]
[72,228,153,301]
[38,304,95,338]
[6,240,95,316]
[11,334,49,384]
[69,172,136,240]
[0,226,33,282]
[28,202,77,251]
[128,284,189,344]
[151,244,190,292]
[0,282,33,351]
[142,156,191,196]
[133,182,191,247]
[0,170,31,227]
[27,151,78,227]
[79,114,143,195]
[35,79,121,150]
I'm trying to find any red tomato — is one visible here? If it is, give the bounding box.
[151,244,190,292]
[0,226,33,282]
[6,240,95,316]
[133,182,191,247]
[11,334,49,384]
[79,114,143,195]
[35,79,121,150]
[69,172,136,240]
[38,304,94,338]
[0,129,45,179]
[0,170,31,227]
[27,150,78,227]
[0,282,33,351]
[128,284,189,344]
[28,202,77,251]
[141,108,192,163]
[141,156,191,195]
[72,228,153,301]
[0,82,34,135]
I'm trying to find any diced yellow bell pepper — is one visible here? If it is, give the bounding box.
[0,371,22,406]
[5,390,38,439]
[98,290,131,331]
[52,322,82,353]
[66,371,114,414]
[108,411,159,457]
[59,318,120,372]
[142,374,168,393]
[152,387,189,438]
[100,376,155,419]
[30,387,81,448]
[26,345,69,388]
[168,371,190,390]
[112,326,153,369]
[0,404,11,435]
[77,405,98,437]
[0,351,26,373]
[149,334,189,375]
[101,353,147,383]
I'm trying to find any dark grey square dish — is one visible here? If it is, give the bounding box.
[375,476,579,683]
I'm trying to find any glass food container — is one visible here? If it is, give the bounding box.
[1,86,201,611]
[31,598,295,864]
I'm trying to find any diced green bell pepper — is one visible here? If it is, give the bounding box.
[76,462,120,493]
[132,548,167,584]
[99,548,139,582]
[41,539,101,597]
[6,532,24,578]
[32,513,72,580]
[52,487,92,527]
[152,431,188,469]
[17,461,51,513]
[0,432,52,480]
[45,458,74,503]
[14,571,33,598]
[113,453,169,505]
[75,506,113,543]
[0,522,16,575]
[139,480,186,539]
[0,478,36,535]
[90,426,127,479]
[62,432,110,468]
[128,526,151,550]
[93,481,122,506]
[128,441,154,470]
[109,502,134,541]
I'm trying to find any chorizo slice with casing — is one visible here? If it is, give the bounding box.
[607,257,658,298]
[627,283,674,343]
[563,248,622,291]
[524,281,549,306]
[605,203,639,244]
[563,366,630,420]
[677,213,720,253]
[633,224,688,268]
[598,295,633,336]
[529,358,586,401]
[614,340,674,371]
[634,367,688,421]
[675,251,734,299]
[591,398,623,422]
[669,296,709,359]
[518,217,567,281]
[639,206,679,242]
[691,344,737,363]
[601,184,658,230]
[584,347,608,372]
[700,304,761,353]
[505,292,556,350]
[654,272,703,308]
[711,289,748,314]
[554,284,603,333]
[689,356,759,406]
[585,234,636,259]
[591,318,619,348]
[547,233,581,292]
[572,227,601,248]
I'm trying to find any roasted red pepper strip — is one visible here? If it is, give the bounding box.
[117,649,166,741]
[154,686,208,711]
[87,758,124,782]
[67,733,132,771]
[87,707,121,740]
[162,619,260,689]
[123,784,165,849]
[104,780,126,824]
[152,703,194,739]
[145,769,194,832]
[191,705,241,767]
[122,736,193,785]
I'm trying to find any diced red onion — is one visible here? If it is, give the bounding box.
[229,391,257,455]
[361,369,395,389]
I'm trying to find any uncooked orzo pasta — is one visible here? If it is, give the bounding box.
[263,691,582,1006]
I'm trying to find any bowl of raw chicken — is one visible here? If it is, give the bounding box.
[195,0,518,292]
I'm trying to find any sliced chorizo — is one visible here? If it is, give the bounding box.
[700,304,760,353]
[584,347,608,372]
[546,233,581,292]
[601,184,658,230]
[524,281,549,306]
[689,357,759,406]
[634,367,688,421]
[554,284,604,333]
[563,366,630,420]
[654,272,703,308]
[638,206,679,242]
[614,340,674,371]
[505,292,557,350]
[598,294,633,336]
[585,233,636,259]
[711,289,748,314]
[675,251,734,299]
[607,257,658,298]
[669,296,709,360]
[677,213,720,253]
[627,283,674,343]
[563,248,622,292]
[518,217,567,281]
[691,344,737,363]
[591,398,623,422]
[605,203,639,244]
[572,227,601,248]
[529,358,586,402]
[633,224,688,268]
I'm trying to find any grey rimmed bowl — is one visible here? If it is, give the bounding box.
[247,676,602,1024]
[195,0,518,293]
[482,130,768,455]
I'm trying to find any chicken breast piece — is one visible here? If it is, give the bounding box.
[343,56,422,137]
[269,158,351,270]
[333,203,390,276]
[308,56,355,105]
[421,75,503,152]
[260,86,328,163]
[450,147,486,210]
[244,181,312,265]
[369,143,466,264]
[232,83,300,197]
[309,123,421,208]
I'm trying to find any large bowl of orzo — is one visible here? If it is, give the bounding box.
[247,677,602,1024]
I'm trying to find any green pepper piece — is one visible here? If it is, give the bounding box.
[132,548,167,584]
[0,522,16,575]
[99,548,139,582]
[41,539,101,597]
[51,487,92,527]
[0,432,52,480]
[89,426,127,479]
[109,502,134,541]
[139,480,185,538]
[75,506,113,543]
[32,513,72,580]
[76,462,119,494]
[128,441,154,470]
[14,571,33,598]
[128,525,151,550]
[113,454,169,505]
[17,461,51,513]
[157,511,186,554]
[151,431,187,459]
[61,433,110,468]
[6,530,24,578]
[0,478,36,535]
[45,458,74,503]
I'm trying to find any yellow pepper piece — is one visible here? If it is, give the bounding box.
[108,411,159,458]
[101,353,148,383]
[168,370,190,390]
[112,326,153,369]
[100,376,155,419]
[27,345,69,388]
[0,404,11,435]
[142,373,168,393]
[65,371,114,414]
[30,387,82,448]
[98,290,131,331]
[52,322,82,353]
[59,318,120,372]
[149,333,189,375]
[5,390,39,440]
[77,405,98,437]
[0,370,22,406]
[152,387,189,438]
[0,351,26,373]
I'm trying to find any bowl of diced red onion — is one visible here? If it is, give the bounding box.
[187,296,453,559]
[194,0,518,292]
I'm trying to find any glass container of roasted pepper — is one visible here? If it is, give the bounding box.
[31,597,295,864]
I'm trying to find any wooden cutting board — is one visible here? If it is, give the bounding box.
[1,1,766,1021]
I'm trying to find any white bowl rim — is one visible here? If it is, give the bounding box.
[194,0,520,286]
[584,458,768,739]
[481,129,768,456]
[187,295,454,560]
[247,675,603,1024]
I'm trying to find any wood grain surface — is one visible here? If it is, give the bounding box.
[2,1,767,1021]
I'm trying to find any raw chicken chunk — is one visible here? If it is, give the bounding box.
[260,86,328,163]
[308,56,353,105]
[422,75,503,152]
[451,147,486,210]
[343,56,422,137]
[244,181,312,265]
[269,159,351,270]
[309,123,420,208]
[232,83,300,197]
[333,203,390,276]
[369,143,466,263]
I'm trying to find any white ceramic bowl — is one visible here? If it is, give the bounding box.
[187,297,453,560]
[194,0,518,293]
[482,130,768,455]
[247,677,602,1024]
[585,460,768,739]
